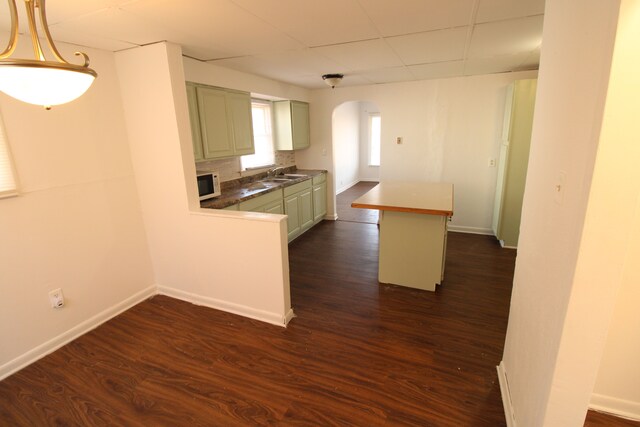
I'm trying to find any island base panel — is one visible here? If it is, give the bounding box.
[378,210,447,291]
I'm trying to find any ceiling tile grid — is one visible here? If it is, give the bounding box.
[0,0,544,88]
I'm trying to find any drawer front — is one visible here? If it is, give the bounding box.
[284,179,312,197]
[312,173,326,185]
[239,189,283,211]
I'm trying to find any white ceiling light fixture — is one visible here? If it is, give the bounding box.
[322,73,344,89]
[0,0,97,109]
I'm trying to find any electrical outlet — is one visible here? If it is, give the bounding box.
[48,288,65,309]
[489,158,496,167]
[396,136,403,145]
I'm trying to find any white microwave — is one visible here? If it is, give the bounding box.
[197,171,221,201]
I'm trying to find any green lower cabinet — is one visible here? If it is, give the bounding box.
[239,189,283,213]
[299,189,313,232]
[222,203,238,211]
[227,174,325,243]
[284,194,301,240]
[284,179,313,242]
[312,173,327,223]
[264,200,284,214]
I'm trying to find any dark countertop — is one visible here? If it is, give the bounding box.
[200,168,326,209]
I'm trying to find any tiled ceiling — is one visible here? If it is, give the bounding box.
[0,0,544,89]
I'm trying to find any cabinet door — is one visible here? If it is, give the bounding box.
[291,101,310,150]
[284,194,301,241]
[186,84,204,161]
[299,188,314,232]
[264,200,284,215]
[227,91,255,156]
[197,87,234,159]
[313,182,327,223]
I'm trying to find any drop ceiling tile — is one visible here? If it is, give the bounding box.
[463,53,532,76]
[359,0,475,36]
[312,39,403,72]
[51,7,169,46]
[181,45,235,61]
[408,60,464,80]
[231,0,379,46]
[124,0,303,57]
[322,73,373,89]
[517,47,541,70]
[253,50,348,77]
[211,50,346,83]
[0,11,12,32]
[47,26,139,52]
[208,56,283,80]
[475,0,546,24]
[357,66,414,84]
[34,0,140,24]
[467,15,544,58]
[386,27,468,65]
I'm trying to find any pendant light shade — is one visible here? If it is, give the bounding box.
[0,0,97,109]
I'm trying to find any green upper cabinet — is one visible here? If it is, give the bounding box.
[274,100,310,150]
[197,86,234,158]
[186,82,255,161]
[186,84,204,161]
[226,90,254,156]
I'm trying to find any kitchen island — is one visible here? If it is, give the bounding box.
[352,182,454,291]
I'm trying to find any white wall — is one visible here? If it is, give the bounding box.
[297,70,537,233]
[589,0,640,419]
[333,102,360,194]
[0,40,155,378]
[499,0,626,426]
[358,102,380,182]
[183,57,309,104]
[115,43,293,327]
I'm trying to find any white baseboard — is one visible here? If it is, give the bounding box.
[157,285,292,328]
[324,213,338,221]
[0,285,156,381]
[448,225,494,235]
[497,361,517,427]
[590,393,640,421]
[284,308,296,326]
[336,180,360,195]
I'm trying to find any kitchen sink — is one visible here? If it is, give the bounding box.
[260,176,299,183]
[246,182,269,190]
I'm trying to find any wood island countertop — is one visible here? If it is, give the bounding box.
[351,182,454,216]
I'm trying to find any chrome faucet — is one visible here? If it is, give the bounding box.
[267,166,285,177]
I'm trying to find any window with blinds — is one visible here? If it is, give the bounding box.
[0,113,18,198]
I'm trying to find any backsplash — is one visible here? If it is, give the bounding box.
[196,151,296,182]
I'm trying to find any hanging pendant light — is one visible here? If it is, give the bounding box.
[0,0,97,109]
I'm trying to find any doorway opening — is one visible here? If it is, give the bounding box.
[332,101,381,224]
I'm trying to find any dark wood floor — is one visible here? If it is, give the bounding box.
[0,220,636,426]
[585,411,640,427]
[336,181,379,224]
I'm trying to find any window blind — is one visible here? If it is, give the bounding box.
[0,113,18,198]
